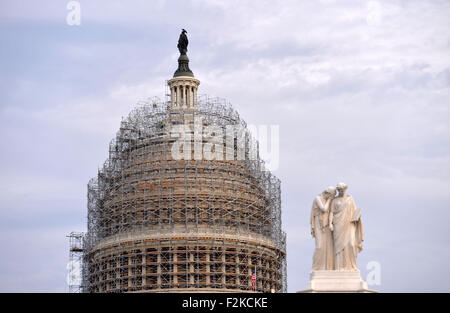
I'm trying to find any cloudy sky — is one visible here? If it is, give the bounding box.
[0,0,449,292]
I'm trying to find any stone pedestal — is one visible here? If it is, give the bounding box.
[298,270,377,293]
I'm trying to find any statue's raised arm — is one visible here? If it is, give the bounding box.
[177,29,188,55]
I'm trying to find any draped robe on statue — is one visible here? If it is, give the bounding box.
[330,195,364,270]
[310,195,334,270]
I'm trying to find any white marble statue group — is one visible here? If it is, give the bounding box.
[310,182,364,271]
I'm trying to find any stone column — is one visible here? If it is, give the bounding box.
[222,253,226,285]
[180,85,183,107]
[187,84,191,107]
[173,253,178,285]
[157,253,161,285]
[106,260,110,292]
[142,254,146,287]
[189,253,194,285]
[258,257,262,290]
[128,256,132,288]
[206,253,211,284]
[176,85,180,107]
[193,87,197,107]
[236,255,240,286]
[248,257,252,289]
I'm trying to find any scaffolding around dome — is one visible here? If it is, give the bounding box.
[77,95,287,293]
